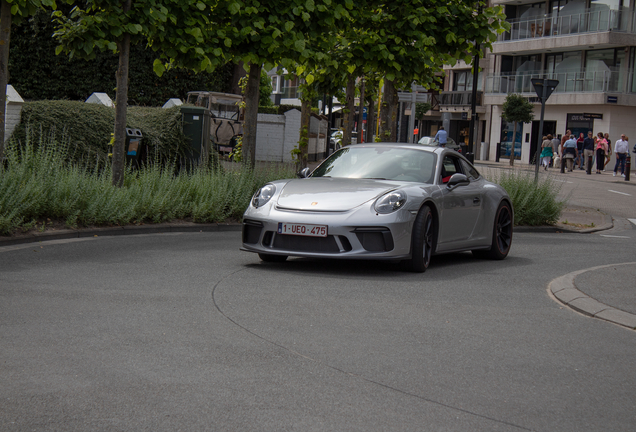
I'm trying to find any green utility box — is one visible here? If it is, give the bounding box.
[125,128,143,167]
[181,106,211,167]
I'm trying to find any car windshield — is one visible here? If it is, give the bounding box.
[312,146,437,184]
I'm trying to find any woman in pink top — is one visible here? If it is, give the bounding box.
[595,132,608,174]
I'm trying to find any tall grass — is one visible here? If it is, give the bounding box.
[0,135,296,235]
[483,168,565,226]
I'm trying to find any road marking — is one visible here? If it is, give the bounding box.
[608,189,631,196]
[629,218,636,226]
[600,235,631,239]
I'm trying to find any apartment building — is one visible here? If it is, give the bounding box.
[483,0,636,163]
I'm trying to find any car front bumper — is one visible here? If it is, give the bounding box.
[241,204,416,260]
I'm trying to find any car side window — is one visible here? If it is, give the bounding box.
[460,159,480,180]
[441,155,463,183]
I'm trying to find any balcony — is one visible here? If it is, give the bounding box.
[486,69,622,94]
[493,8,636,54]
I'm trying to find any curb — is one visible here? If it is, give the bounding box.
[548,263,636,330]
[0,222,243,247]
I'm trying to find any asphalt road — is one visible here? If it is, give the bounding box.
[1,222,635,431]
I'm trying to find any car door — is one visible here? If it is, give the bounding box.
[437,154,483,249]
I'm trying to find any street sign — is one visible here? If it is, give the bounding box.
[531,78,559,101]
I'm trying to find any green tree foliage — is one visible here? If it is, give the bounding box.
[339,0,508,141]
[215,0,353,166]
[53,0,226,187]
[501,93,534,166]
[0,0,57,158]
[9,9,232,105]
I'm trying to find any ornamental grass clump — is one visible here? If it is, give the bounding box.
[484,168,565,226]
[0,134,296,235]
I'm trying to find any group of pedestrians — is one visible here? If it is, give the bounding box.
[539,129,630,176]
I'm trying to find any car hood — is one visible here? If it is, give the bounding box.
[276,178,398,211]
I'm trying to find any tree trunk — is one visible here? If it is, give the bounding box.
[298,97,311,170]
[243,62,261,168]
[509,121,517,167]
[112,3,131,187]
[366,93,376,143]
[379,78,398,142]
[357,77,365,143]
[342,75,355,147]
[0,0,12,159]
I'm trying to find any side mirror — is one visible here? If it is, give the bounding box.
[297,167,311,178]
[446,173,470,190]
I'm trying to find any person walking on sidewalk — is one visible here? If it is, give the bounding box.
[576,132,585,169]
[583,131,595,173]
[540,134,554,170]
[563,134,578,172]
[551,134,561,167]
[595,132,608,174]
[604,132,612,171]
[613,134,629,177]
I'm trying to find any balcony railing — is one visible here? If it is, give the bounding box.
[485,68,624,94]
[498,8,632,42]
[439,91,483,106]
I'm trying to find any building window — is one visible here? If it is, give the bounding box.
[271,75,280,94]
[452,70,482,92]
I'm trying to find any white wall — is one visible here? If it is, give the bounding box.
[255,109,301,162]
[5,85,24,142]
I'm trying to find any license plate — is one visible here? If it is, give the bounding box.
[278,223,327,237]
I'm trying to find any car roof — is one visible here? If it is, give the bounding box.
[349,142,441,154]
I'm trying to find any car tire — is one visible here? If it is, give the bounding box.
[406,204,436,273]
[472,201,513,260]
[258,253,288,262]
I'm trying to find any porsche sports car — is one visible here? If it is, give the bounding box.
[241,143,513,272]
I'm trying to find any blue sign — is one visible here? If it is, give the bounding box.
[607,96,618,104]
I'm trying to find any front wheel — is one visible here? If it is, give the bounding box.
[406,204,436,273]
[258,253,288,263]
[473,201,513,260]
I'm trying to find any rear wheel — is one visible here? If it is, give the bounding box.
[258,253,288,262]
[406,204,436,273]
[473,201,513,260]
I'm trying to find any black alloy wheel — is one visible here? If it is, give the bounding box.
[407,204,435,272]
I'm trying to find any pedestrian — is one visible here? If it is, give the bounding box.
[561,129,571,150]
[613,133,629,177]
[551,134,561,167]
[576,132,585,169]
[434,127,447,146]
[563,134,578,172]
[540,134,554,170]
[583,131,595,174]
[595,132,608,174]
[604,132,612,171]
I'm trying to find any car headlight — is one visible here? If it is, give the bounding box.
[252,184,276,208]
[374,190,407,214]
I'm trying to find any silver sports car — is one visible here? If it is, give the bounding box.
[241,143,513,272]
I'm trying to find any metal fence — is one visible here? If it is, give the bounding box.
[486,68,624,94]
[498,8,631,42]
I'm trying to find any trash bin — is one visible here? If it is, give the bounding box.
[181,106,211,167]
[125,128,143,166]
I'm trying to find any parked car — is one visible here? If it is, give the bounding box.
[241,143,513,272]
[329,130,358,152]
[418,136,462,153]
